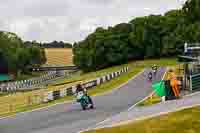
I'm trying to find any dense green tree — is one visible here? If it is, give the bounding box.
[0,31,46,77]
[183,0,200,21]
[72,0,200,71]
[25,40,72,48]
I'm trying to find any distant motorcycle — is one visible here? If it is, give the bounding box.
[153,69,157,75]
[152,65,158,76]
[76,91,94,110]
[148,72,153,81]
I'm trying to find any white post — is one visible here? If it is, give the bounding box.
[96,78,101,85]
[190,75,192,91]
[161,96,166,102]
[184,42,188,53]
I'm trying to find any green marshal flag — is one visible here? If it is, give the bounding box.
[152,80,166,97]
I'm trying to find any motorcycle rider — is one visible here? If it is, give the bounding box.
[148,71,153,81]
[76,83,93,106]
[76,84,87,94]
[152,64,158,75]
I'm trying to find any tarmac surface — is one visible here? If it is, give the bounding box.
[94,91,200,129]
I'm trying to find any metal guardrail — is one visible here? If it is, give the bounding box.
[42,67,129,102]
[0,70,80,92]
[31,66,79,71]
[190,73,200,91]
[0,71,57,91]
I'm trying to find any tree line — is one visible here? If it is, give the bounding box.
[24,40,72,48]
[73,0,200,72]
[0,31,46,78]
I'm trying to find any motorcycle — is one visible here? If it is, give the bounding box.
[148,73,153,81]
[153,69,157,75]
[76,91,94,110]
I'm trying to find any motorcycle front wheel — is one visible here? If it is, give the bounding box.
[81,104,86,110]
[88,96,94,109]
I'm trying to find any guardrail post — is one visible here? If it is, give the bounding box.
[72,86,77,94]
[161,96,166,102]
[96,78,101,85]
[190,75,192,91]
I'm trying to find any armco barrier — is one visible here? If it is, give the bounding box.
[53,90,60,100]
[43,67,129,102]
[190,73,200,91]
[43,91,53,102]
[96,78,101,85]
[60,88,67,97]
[0,71,59,91]
[66,87,73,96]
[102,76,106,83]
[82,80,97,89]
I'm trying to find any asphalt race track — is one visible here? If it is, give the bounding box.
[0,68,165,133]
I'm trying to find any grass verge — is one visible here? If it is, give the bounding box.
[48,63,129,87]
[137,95,161,106]
[16,72,45,81]
[0,96,73,117]
[85,106,200,133]
[88,67,143,96]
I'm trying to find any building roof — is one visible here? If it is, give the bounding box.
[0,74,11,81]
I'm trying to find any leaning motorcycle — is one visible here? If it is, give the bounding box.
[148,73,153,81]
[153,69,157,75]
[76,91,94,110]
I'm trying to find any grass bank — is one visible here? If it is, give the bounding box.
[85,106,200,133]
[48,63,128,87]
[15,71,45,81]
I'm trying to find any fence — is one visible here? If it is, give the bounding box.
[190,73,200,91]
[0,71,59,91]
[0,67,129,116]
[0,89,46,117]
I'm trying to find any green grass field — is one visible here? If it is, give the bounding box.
[85,106,200,133]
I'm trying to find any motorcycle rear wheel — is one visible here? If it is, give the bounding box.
[88,96,94,109]
[81,104,86,110]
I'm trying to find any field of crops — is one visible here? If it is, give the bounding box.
[45,48,73,65]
